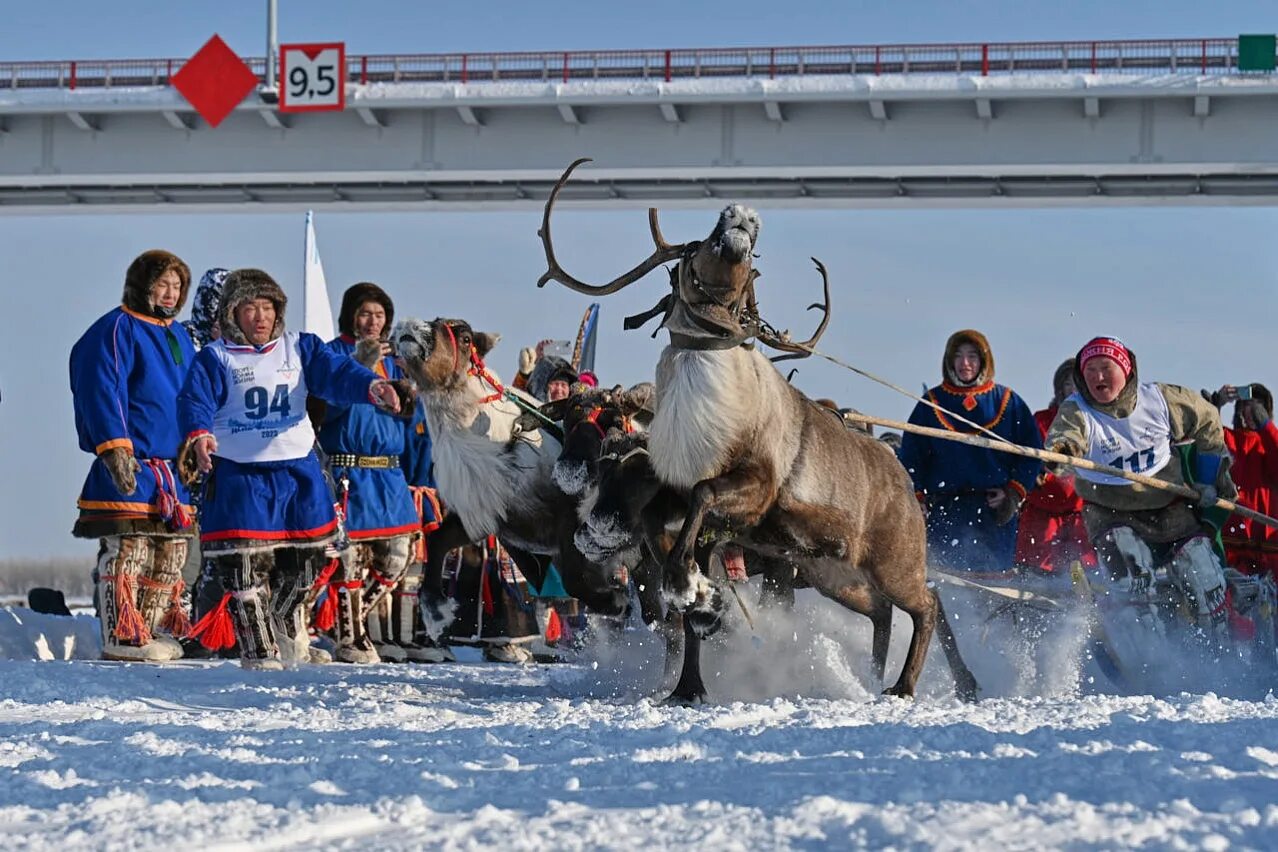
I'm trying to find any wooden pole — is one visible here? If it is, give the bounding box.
[844,411,1278,531]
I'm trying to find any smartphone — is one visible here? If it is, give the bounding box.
[1237,385,1253,401]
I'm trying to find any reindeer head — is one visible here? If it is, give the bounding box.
[537,158,831,356]
[392,317,500,393]
[543,382,654,495]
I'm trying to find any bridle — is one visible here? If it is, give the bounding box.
[441,321,505,405]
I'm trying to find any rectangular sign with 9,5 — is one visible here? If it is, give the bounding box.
[279,42,345,113]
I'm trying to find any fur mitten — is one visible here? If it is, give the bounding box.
[992,485,1023,526]
[517,346,537,376]
[102,446,140,496]
[387,379,417,418]
[355,337,383,369]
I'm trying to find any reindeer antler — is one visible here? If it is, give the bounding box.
[537,158,688,295]
[760,258,832,362]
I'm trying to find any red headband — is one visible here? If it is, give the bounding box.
[1079,337,1132,377]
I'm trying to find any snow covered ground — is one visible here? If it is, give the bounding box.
[1,589,1276,850]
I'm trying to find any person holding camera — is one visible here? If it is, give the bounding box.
[1204,383,1278,581]
[313,283,421,664]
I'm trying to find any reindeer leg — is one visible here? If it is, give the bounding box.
[419,514,471,642]
[807,570,893,688]
[881,586,936,700]
[933,588,980,702]
[664,465,775,634]
[666,613,708,704]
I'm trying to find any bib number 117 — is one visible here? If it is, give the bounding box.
[279,42,346,113]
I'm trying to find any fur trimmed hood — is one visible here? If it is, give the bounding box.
[122,250,191,319]
[1051,358,1076,406]
[338,282,394,339]
[942,329,995,387]
[218,268,287,345]
[183,267,229,348]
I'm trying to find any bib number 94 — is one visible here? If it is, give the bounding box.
[244,384,291,421]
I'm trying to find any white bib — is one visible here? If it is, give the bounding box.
[209,333,316,462]
[1071,382,1172,486]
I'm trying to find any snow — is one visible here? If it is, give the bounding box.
[1,591,1276,849]
[4,72,1277,113]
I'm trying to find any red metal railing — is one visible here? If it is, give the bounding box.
[0,38,1262,91]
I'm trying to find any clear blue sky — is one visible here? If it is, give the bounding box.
[1,1,1275,559]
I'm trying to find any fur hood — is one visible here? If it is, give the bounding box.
[1051,358,1076,406]
[183,267,229,348]
[338,282,394,339]
[941,329,995,387]
[122,250,191,319]
[1072,343,1140,418]
[527,355,576,402]
[218,268,287,345]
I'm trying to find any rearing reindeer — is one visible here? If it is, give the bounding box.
[538,159,977,700]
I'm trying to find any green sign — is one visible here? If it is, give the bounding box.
[1238,34,1276,72]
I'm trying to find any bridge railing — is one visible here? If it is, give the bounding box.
[0,37,1259,91]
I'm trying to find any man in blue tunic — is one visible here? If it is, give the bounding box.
[898,329,1042,572]
[316,283,421,663]
[70,250,198,662]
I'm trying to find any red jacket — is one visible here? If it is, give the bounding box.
[1025,407,1083,514]
[1223,421,1278,578]
[1014,406,1096,571]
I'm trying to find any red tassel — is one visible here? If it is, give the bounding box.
[545,607,562,644]
[312,558,340,591]
[186,592,236,650]
[481,562,495,617]
[110,572,152,645]
[159,578,192,638]
[313,586,339,632]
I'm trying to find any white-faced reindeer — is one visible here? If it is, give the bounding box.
[391,318,630,639]
[537,159,978,701]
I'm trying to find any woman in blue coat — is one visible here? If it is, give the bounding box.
[898,329,1042,572]
[177,269,403,670]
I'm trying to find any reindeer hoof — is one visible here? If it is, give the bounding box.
[664,689,707,706]
[684,586,726,639]
[882,684,916,700]
[955,677,981,704]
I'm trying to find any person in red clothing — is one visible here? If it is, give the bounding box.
[1205,383,1278,581]
[1014,359,1098,573]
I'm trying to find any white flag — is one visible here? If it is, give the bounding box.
[303,210,336,341]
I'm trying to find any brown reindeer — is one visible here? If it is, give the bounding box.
[538,159,977,700]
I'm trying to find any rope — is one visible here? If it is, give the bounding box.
[763,338,1014,445]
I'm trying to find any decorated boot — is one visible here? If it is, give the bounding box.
[136,537,190,661]
[97,536,175,662]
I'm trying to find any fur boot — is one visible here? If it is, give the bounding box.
[270,546,330,665]
[136,537,190,660]
[362,535,414,661]
[215,551,282,670]
[334,543,379,664]
[96,536,177,662]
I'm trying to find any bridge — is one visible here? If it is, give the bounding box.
[0,37,1276,212]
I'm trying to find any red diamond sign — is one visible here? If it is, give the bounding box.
[172,35,259,128]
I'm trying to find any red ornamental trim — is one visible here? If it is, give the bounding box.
[927,387,1013,433]
[202,518,338,542]
[347,522,422,540]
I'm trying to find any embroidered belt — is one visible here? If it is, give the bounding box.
[330,453,400,469]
